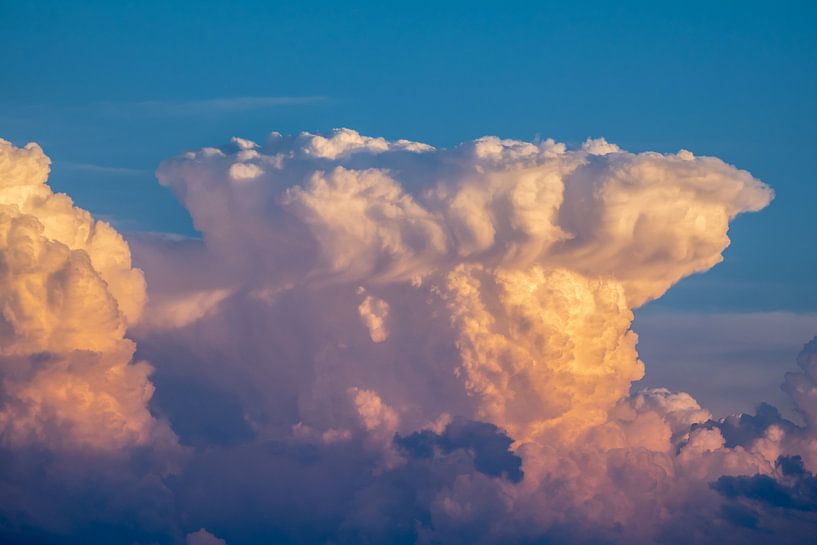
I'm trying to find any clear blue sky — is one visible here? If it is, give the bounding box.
[1,0,815,313]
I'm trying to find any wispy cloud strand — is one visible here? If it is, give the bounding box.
[61,162,151,175]
[97,95,328,118]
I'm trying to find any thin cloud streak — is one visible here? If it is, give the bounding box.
[96,95,329,118]
[61,162,151,176]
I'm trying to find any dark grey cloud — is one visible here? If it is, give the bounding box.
[395,417,523,483]
[709,456,817,541]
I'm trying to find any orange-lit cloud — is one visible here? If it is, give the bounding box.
[0,139,175,452]
[152,129,772,449]
[5,130,817,544]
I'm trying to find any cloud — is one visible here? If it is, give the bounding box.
[0,138,175,452]
[784,336,817,430]
[60,162,150,176]
[134,128,788,543]
[8,129,817,544]
[710,455,817,539]
[97,96,327,118]
[357,289,390,343]
[0,139,182,545]
[712,456,817,512]
[396,417,524,482]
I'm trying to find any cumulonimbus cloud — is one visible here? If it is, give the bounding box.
[4,129,817,544]
[151,129,773,443]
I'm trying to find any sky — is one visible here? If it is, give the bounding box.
[1,2,817,544]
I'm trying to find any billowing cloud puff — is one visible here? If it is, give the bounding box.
[298,128,434,159]
[0,139,172,452]
[442,264,641,443]
[357,288,390,343]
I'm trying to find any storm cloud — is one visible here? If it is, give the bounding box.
[2,130,815,544]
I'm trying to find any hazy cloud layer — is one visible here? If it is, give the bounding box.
[3,130,816,544]
[634,311,817,417]
[97,96,328,118]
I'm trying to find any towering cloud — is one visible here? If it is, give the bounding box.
[0,139,172,451]
[131,128,814,544]
[151,130,772,444]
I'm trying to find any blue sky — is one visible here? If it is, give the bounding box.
[3,1,814,312]
[4,4,817,543]
[2,1,816,413]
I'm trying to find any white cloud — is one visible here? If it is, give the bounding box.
[228,162,264,181]
[299,127,433,159]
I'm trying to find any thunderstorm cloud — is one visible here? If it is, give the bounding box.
[2,130,815,544]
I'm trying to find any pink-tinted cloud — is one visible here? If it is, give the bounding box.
[3,130,816,545]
